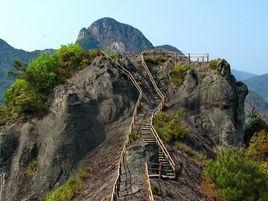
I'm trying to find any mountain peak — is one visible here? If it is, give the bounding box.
[76,17,154,55]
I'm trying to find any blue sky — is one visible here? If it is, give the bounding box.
[1,0,267,74]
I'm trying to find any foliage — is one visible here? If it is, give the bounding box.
[5,79,45,118]
[129,131,141,142]
[244,109,268,146]
[27,159,38,176]
[170,64,191,86]
[153,111,188,143]
[247,130,268,161]
[144,55,167,65]
[110,53,123,61]
[208,59,219,70]
[204,147,268,201]
[176,142,207,163]
[45,168,89,201]
[1,44,98,124]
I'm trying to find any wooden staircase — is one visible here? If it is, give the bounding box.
[102,51,179,201]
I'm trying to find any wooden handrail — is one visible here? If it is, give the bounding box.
[101,51,143,201]
[145,163,155,201]
[141,52,176,173]
[0,172,5,201]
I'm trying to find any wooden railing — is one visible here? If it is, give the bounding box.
[101,52,143,201]
[0,172,5,201]
[141,52,177,177]
[144,163,155,201]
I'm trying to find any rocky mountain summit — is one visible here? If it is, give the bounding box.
[0,48,248,200]
[76,17,154,54]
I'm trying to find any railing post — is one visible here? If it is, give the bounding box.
[188,53,190,61]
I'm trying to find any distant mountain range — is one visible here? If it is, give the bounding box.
[231,69,268,120]
[231,69,256,81]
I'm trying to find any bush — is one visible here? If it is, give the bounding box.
[153,111,188,143]
[45,168,89,201]
[27,159,38,176]
[5,79,45,118]
[170,64,191,86]
[208,59,219,70]
[1,44,98,123]
[205,148,268,201]
[129,131,141,142]
[144,55,166,65]
[247,130,268,161]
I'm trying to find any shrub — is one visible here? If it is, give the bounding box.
[5,79,45,118]
[129,131,141,142]
[1,43,98,124]
[153,111,188,143]
[208,59,219,70]
[144,55,166,65]
[27,159,38,176]
[204,148,268,201]
[45,168,89,201]
[170,64,191,86]
[247,130,268,161]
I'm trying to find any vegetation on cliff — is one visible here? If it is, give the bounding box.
[0,44,97,125]
[170,64,191,86]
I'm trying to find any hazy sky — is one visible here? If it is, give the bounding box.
[0,0,267,74]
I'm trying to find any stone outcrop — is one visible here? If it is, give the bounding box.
[145,49,248,147]
[0,57,138,201]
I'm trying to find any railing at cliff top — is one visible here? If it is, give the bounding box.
[101,51,143,201]
[141,52,177,174]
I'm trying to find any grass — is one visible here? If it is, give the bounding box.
[144,55,167,65]
[27,159,38,176]
[45,168,90,201]
[208,59,219,70]
[175,142,207,163]
[129,131,142,142]
[170,64,191,86]
[153,111,188,144]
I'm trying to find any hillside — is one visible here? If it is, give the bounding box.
[245,90,268,120]
[231,69,256,81]
[244,74,268,102]
[76,17,154,55]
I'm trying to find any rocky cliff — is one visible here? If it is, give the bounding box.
[0,50,248,200]
[0,56,138,200]
[144,49,248,147]
[76,17,154,55]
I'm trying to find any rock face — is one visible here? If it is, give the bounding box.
[0,39,54,101]
[0,57,138,201]
[145,49,248,146]
[76,17,154,55]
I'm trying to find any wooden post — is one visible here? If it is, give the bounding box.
[207,53,209,62]
[188,53,190,61]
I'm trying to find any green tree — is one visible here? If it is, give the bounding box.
[5,79,45,118]
[205,148,268,201]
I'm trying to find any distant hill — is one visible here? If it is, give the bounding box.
[245,90,268,120]
[231,69,256,81]
[0,39,54,101]
[244,74,268,102]
[76,17,154,55]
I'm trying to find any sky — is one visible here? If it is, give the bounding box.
[0,0,267,74]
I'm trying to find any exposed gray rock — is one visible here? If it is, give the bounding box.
[145,50,248,147]
[76,17,154,55]
[0,57,138,200]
